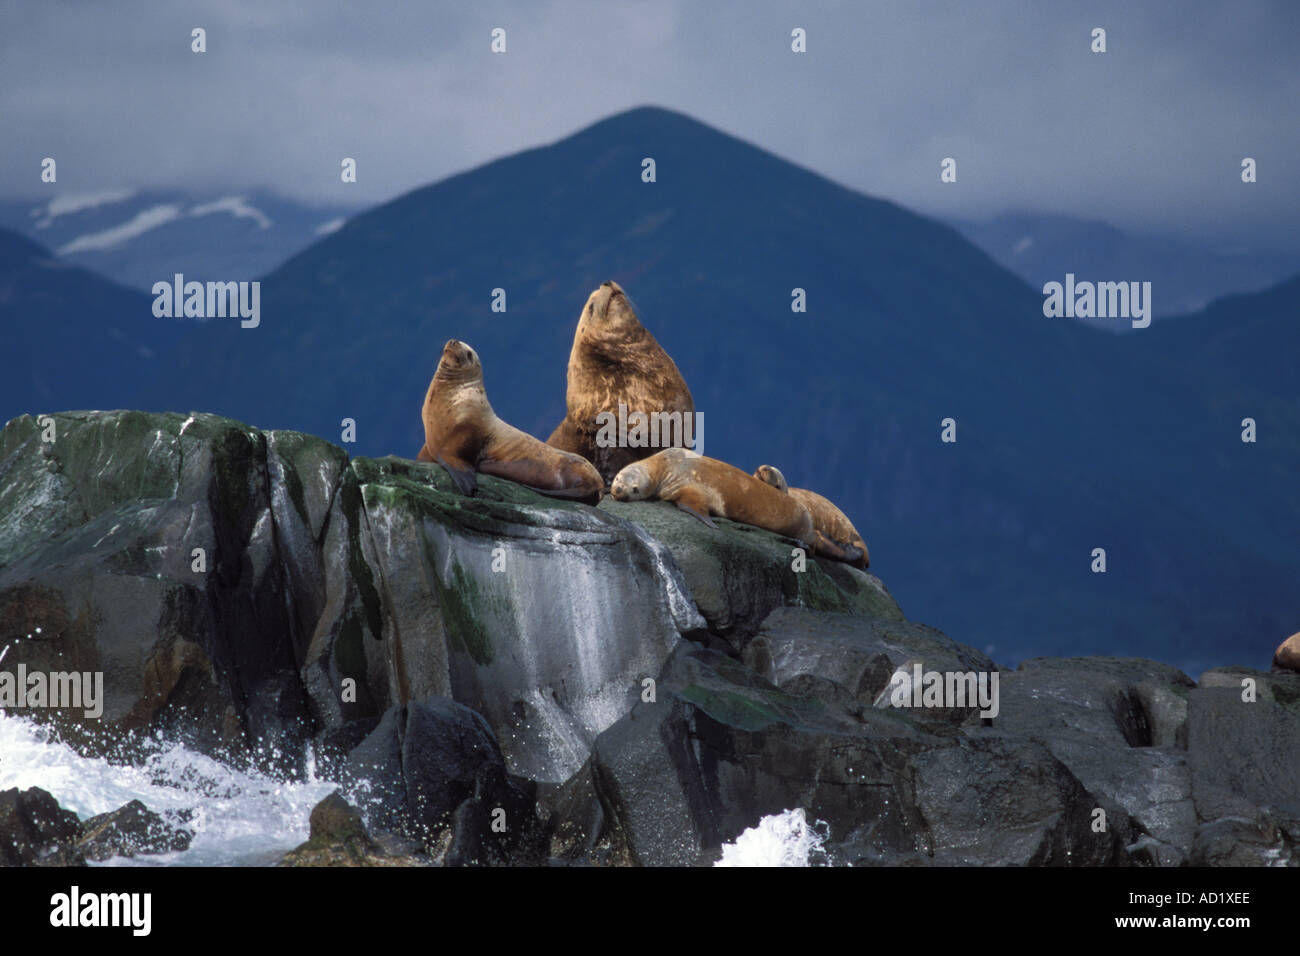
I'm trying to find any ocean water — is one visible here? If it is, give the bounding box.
[714,808,830,867]
[4,710,839,868]
[0,711,339,866]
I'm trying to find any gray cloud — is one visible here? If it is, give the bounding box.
[2,0,1296,249]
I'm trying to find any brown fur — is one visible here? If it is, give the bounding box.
[419,340,603,504]
[1274,631,1300,673]
[754,465,870,568]
[546,281,695,485]
[611,449,813,544]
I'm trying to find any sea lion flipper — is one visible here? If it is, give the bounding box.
[479,438,603,504]
[814,531,860,563]
[437,453,478,496]
[673,492,717,528]
[416,443,435,462]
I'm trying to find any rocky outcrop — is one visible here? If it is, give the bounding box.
[0,411,715,781]
[0,788,189,865]
[0,786,84,866]
[3,410,1294,867]
[279,792,428,867]
[582,635,1126,866]
[340,696,546,865]
[599,498,902,643]
[556,610,1299,867]
[77,799,192,861]
[318,457,704,783]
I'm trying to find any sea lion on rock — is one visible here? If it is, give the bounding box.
[417,339,603,504]
[547,281,695,485]
[754,464,869,568]
[610,448,813,545]
[1274,631,1300,673]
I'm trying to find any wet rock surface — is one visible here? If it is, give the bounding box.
[2,410,1295,866]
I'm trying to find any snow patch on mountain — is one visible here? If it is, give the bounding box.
[31,189,136,228]
[190,196,272,230]
[57,205,183,255]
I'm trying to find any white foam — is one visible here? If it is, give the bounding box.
[714,808,830,867]
[0,711,338,866]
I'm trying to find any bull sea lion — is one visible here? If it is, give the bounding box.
[1274,631,1300,673]
[754,464,869,568]
[547,281,695,485]
[610,448,813,545]
[417,340,603,504]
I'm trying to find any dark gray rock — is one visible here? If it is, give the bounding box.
[542,759,626,864]
[76,799,191,861]
[279,791,429,867]
[600,498,903,642]
[1186,668,1300,825]
[1188,810,1297,867]
[0,411,319,769]
[589,642,1122,866]
[745,607,996,724]
[910,733,1127,866]
[306,456,705,783]
[974,656,1198,863]
[991,657,1194,748]
[0,786,84,866]
[341,696,545,865]
[0,412,707,784]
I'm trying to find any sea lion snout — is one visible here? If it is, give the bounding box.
[440,339,478,369]
[609,463,651,501]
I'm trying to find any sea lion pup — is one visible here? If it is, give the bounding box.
[417,339,603,504]
[754,464,870,569]
[547,281,695,485]
[610,448,813,545]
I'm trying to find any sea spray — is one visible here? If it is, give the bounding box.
[0,711,338,866]
[714,808,830,867]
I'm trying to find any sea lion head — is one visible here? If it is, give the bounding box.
[609,462,654,501]
[435,339,483,384]
[576,281,646,346]
[754,464,788,492]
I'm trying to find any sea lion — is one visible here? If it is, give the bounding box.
[1273,631,1300,673]
[610,448,813,545]
[417,339,603,504]
[547,281,695,485]
[754,464,870,568]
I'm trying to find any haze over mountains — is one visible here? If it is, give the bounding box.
[954,211,1298,322]
[2,106,1295,676]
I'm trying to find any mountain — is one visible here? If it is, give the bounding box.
[2,106,1295,676]
[952,211,1299,323]
[0,229,180,417]
[0,190,362,292]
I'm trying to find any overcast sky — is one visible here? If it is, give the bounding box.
[2,0,1297,250]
